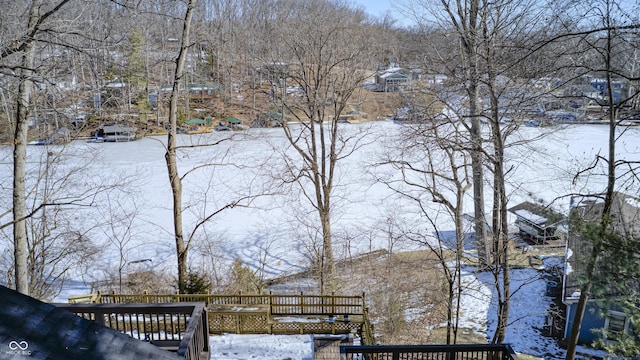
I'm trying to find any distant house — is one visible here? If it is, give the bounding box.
[225,116,245,129]
[374,68,411,92]
[563,192,640,344]
[105,77,127,90]
[188,83,223,102]
[100,78,128,108]
[508,202,565,245]
[424,74,448,87]
[567,84,601,102]
[589,77,628,105]
[99,124,137,142]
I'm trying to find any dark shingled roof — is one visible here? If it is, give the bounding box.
[0,285,183,360]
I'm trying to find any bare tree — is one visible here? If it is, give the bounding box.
[374,115,473,344]
[7,0,64,296]
[165,0,198,294]
[163,0,267,293]
[0,0,124,296]
[409,0,559,343]
[97,193,143,293]
[21,151,101,300]
[0,0,153,300]
[552,1,640,358]
[429,0,489,267]
[0,143,137,300]
[269,0,374,294]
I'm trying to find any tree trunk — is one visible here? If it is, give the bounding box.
[452,183,469,344]
[456,0,489,266]
[565,19,617,359]
[165,0,197,294]
[451,199,465,344]
[469,84,489,266]
[13,0,42,296]
[274,1,369,295]
[319,209,335,294]
[564,268,593,359]
[491,169,511,344]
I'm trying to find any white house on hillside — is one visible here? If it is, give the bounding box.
[375,67,411,92]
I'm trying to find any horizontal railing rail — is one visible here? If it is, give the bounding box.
[88,292,366,317]
[340,344,521,360]
[268,293,364,316]
[55,302,209,360]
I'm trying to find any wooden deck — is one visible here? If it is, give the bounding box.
[69,292,375,344]
[56,302,210,360]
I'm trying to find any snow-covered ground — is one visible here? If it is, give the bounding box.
[209,334,314,360]
[481,264,565,359]
[1,121,638,359]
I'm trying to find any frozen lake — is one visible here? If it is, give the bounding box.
[1,121,638,300]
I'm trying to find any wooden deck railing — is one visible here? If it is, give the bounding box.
[268,293,364,316]
[361,307,376,346]
[341,344,521,360]
[78,292,365,316]
[56,302,209,360]
[69,291,375,343]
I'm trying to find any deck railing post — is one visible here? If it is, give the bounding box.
[300,291,304,315]
[267,293,273,334]
[332,291,335,315]
[95,308,105,326]
[446,348,454,360]
[392,349,399,360]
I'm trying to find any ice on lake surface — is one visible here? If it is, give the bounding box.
[1,122,638,358]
